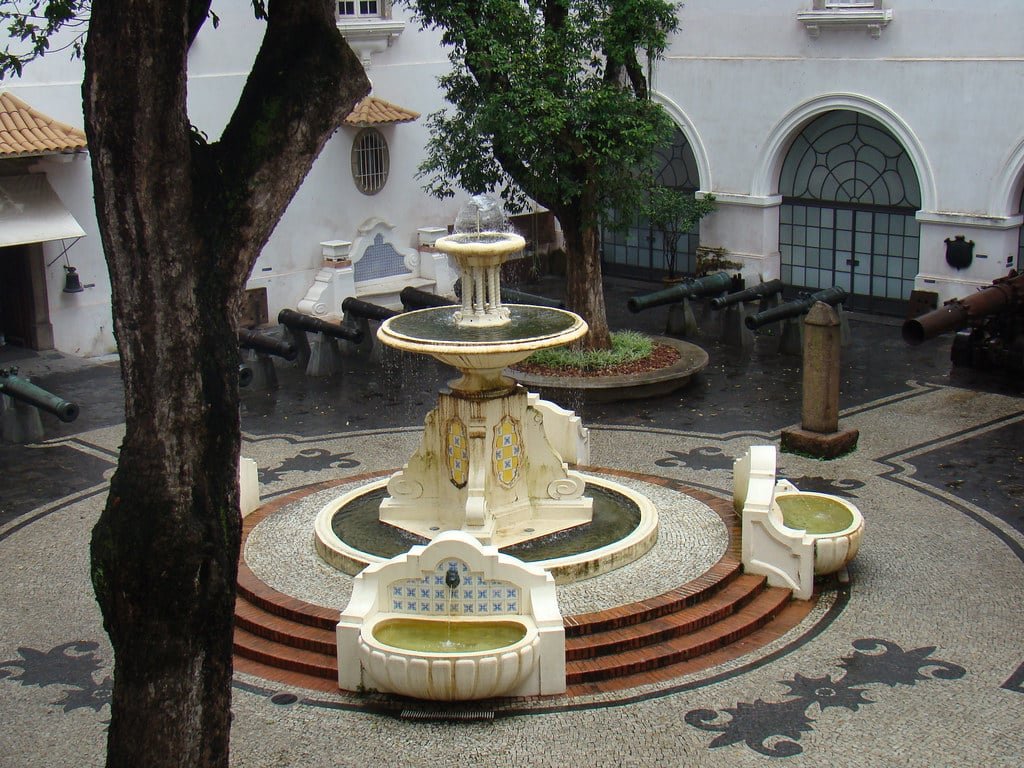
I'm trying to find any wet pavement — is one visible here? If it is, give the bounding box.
[1,275,1022,767]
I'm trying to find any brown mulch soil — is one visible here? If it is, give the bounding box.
[511,343,681,378]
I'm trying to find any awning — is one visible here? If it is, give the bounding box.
[344,96,420,127]
[0,174,85,248]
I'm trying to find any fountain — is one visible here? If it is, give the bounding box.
[315,197,657,582]
[321,197,660,699]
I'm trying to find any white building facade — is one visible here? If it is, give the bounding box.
[2,1,1023,355]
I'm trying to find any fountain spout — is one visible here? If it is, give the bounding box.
[445,563,461,590]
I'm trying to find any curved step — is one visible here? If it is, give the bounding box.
[564,587,792,685]
[233,625,337,680]
[235,595,336,655]
[565,573,766,661]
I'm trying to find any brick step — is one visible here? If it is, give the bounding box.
[236,564,337,631]
[233,626,337,680]
[235,595,337,655]
[564,574,766,661]
[564,558,742,637]
[564,587,792,685]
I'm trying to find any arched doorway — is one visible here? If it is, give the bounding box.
[1018,187,1024,272]
[602,127,703,280]
[779,110,922,314]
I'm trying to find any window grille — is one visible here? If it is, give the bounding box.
[338,0,379,16]
[351,128,389,195]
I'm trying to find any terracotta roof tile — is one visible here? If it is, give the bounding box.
[0,92,87,157]
[344,96,419,127]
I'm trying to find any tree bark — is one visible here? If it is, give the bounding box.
[560,208,612,350]
[83,2,368,766]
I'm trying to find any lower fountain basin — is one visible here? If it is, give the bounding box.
[774,491,864,575]
[314,474,659,584]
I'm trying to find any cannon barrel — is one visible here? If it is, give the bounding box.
[237,328,298,361]
[341,296,399,322]
[400,286,457,310]
[0,370,79,422]
[710,279,785,310]
[627,271,733,313]
[744,286,848,330]
[501,286,565,309]
[277,308,364,343]
[238,364,254,388]
[902,272,1024,346]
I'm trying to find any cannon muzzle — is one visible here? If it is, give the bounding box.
[277,308,364,343]
[902,271,1024,346]
[627,271,733,313]
[710,279,785,310]
[341,296,399,322]
[0,369,79,422]
[744,286,847,330]
[400,286,457,311]
[237,328,298,361]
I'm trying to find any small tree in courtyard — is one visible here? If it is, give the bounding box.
[409,0,680,349]
[645,185,716,279]
[2,2,369,766]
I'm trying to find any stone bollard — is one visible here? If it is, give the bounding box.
[780,301,859,459]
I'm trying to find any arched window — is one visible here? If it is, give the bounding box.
[351,128,389,195]
[602,127,703,279]
[779,110,921,313]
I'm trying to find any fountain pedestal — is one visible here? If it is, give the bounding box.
[380,385,592,547]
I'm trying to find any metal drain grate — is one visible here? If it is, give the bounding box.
[400,709,495,722]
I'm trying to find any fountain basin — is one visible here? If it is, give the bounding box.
[359,614,539,700]
[774,491,863,575]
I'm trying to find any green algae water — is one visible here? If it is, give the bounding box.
[386,306,578,344]
[373,618,527,653]
[776,494,853,534]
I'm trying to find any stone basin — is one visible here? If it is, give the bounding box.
[359,614,539,701]
[774,491,864,575]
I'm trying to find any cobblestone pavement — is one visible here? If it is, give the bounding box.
[1,277,1022,766]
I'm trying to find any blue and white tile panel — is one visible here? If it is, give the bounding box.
[387,559,521,616]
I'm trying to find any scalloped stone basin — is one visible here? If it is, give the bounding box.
[359,614,539,701]
[775,492,864,575]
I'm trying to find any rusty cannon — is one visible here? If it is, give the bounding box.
[902,270,1024,370]
[710,278,785,310]
[744,286,849,356]
[278,308,365,377]
[627,271,736,338]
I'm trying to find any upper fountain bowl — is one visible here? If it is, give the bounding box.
[377,231,588,396]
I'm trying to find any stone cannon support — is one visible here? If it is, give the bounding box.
[780,302,859,459]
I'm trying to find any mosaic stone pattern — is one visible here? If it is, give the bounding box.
[388,560,520,616]
[493,416,522,488]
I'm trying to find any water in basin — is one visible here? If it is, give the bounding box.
[373,617,527,653]
[776,494,854,534]
[386,305,578,344]
[332,483,641,561]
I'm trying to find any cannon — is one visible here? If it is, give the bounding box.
[744,286,848,330]
[902,271,1024,370]
[237,328,298,361]
[710,279,785,310]
[278,308,364,377]
[238,364,254,388]
[627,271,734,314]
[0,368,79,423]
[400,286,456,311]
[341,296,400,357]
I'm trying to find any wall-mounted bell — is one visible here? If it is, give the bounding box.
[62,265,84,293]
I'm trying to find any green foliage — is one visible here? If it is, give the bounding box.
[0,0,89,78]
[645,187,716,276]
[407,0,680,226]
[524,330,653,370]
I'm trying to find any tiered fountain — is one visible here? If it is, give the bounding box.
[317,198,658,699]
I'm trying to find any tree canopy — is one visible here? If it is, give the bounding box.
[409,0,682,347]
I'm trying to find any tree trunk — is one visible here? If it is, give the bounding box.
[83,2,368,766]
[560,210,612,350]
